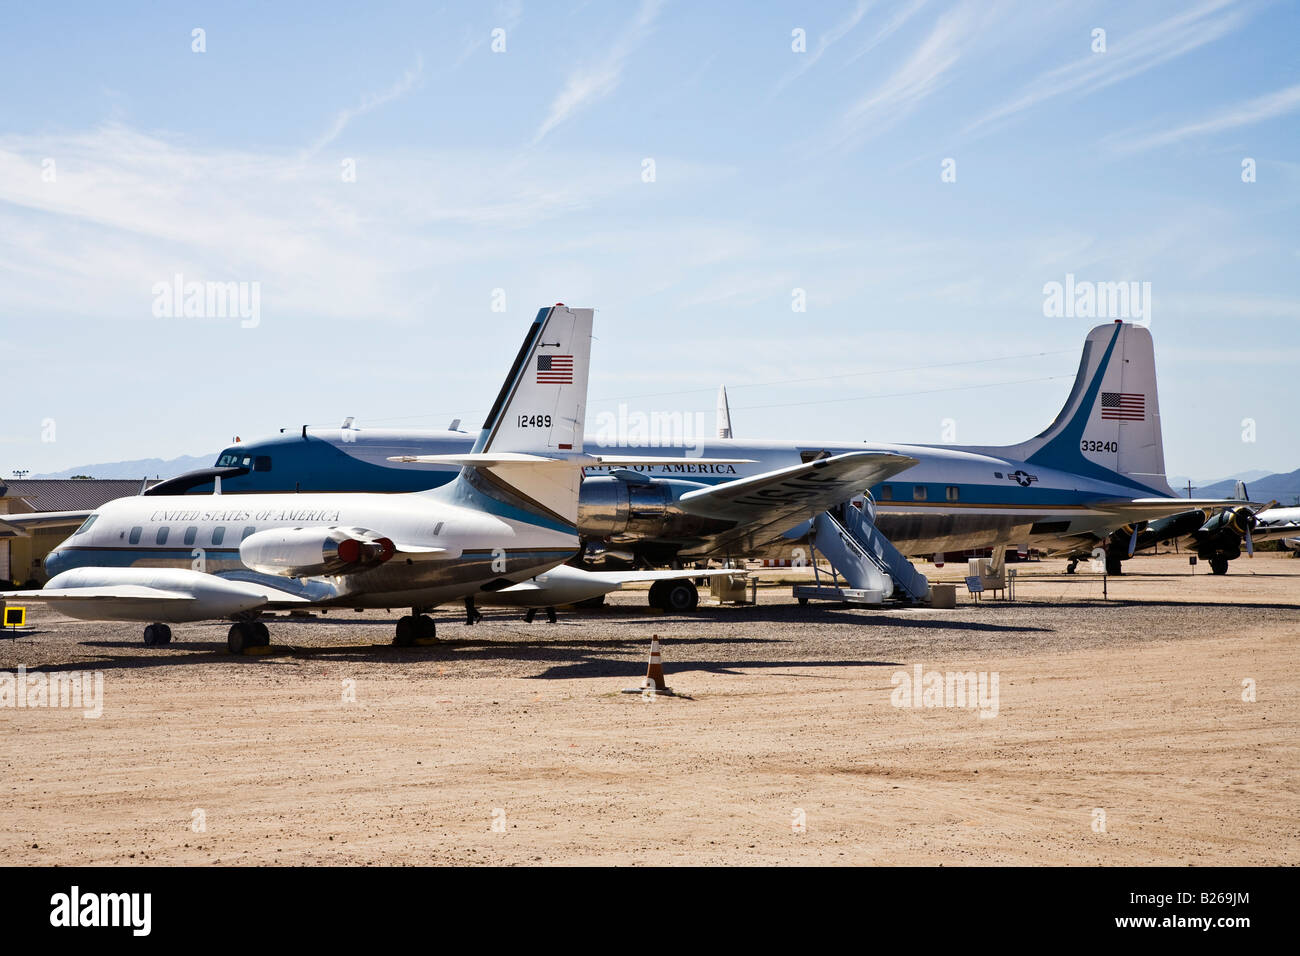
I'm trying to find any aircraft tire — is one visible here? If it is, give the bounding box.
[143,624,160,646]
[394,615,418,646]
[158,624,172,644]
[662,580,699,612]
[1210,558,1229,575]
[227,623,250,654]
[417,614,437,641]
[253,621,270,646]
[647,581,668,610]
[1105,554,1123,576]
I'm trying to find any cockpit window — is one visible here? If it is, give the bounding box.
[253,455,272,472]
[215,451,253,468]
[74,515,97,535]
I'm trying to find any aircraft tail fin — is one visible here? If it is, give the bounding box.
[973,322,1174,495]
[448,305,594,527]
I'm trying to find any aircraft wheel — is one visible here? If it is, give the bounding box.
[1066,559,1077,575]
[394,615,418,646]
[1105,554,1123,576]
[253,621,270,646]
[662,580,699,612]
[157,624,172,644]
[798,597,809,606]
[1210,557,1229,575]
[227,622,251,654]
[647,581,668,609]
[142,624,161,646]
[417,614,437,641]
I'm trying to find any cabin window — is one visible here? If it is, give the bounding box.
[914,485,927,501]
[155,526,170,545]
[212,526,226,546]
[241,526,257,540]
[183,527,198,546]
[129,526,142,545]
[74,515,98,535]
[878,486,893,501]
[253,455,272,472]
[946,486,960,501]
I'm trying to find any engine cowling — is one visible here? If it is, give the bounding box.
[577,476,727,541]
[239,526,395,577]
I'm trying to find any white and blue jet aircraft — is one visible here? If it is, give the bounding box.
[3,305,917,643]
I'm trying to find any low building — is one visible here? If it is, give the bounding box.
[0,479,155,586]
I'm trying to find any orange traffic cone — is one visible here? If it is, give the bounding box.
[622,634,673,696]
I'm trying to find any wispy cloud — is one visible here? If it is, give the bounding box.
[963,0,1251,138]
[531,0,663,145]
[843,0,928,65]
[299,57,424,163]
[835,1,992,146]
[1109,83,1300,153]
[775,0,872,94]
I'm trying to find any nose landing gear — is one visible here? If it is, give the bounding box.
[394,610,438,646]
[142,623,172,646]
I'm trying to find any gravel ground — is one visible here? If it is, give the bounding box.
[1,553,1296,865]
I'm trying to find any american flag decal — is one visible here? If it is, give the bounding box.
[536,354,573,384]
[1101,391,1145,421]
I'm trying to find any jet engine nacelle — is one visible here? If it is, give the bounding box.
[239,526,395,577]
[577,476,727,541]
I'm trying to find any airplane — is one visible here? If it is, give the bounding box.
[111,321,1245,584]
[1076,482,1284,575]
[3,306,916,644]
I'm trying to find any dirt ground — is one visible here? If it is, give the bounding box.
[2,552,1296,866]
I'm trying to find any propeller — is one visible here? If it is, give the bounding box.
[1127,524,1139,558]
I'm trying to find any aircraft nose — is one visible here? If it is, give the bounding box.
[43,547,69,579]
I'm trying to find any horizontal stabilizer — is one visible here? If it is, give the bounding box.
[0,510,93,537]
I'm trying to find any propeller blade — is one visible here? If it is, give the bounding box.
[1246,525,1254,556]
[1128,525,1138,558]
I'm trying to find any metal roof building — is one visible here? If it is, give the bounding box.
[0,479,158,585]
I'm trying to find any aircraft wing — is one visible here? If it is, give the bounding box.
[1088,498,1253,522]
[1,585,193,602]
[0,510,93,536]
[675,451,917,557]
[1,571,311,623]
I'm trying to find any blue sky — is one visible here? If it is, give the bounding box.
[1,0,1296,483]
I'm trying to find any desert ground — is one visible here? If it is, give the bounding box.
[2,552,1296,866]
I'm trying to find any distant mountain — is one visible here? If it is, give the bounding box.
[1167,469,1274,493]
[1198,468,1300,504]
[33,454,214,480]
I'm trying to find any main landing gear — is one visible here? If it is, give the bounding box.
[394,609,437,646]
[142,623,172,646]
[648,579,698,612]
[1210,557,1230,575]
[524,606,558,623]
[226,620,269,654]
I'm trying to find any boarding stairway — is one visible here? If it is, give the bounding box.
[795,498,930,606]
